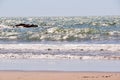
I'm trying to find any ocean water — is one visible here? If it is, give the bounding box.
[0,16,120,59]
[0,16,120,43]
[0,16,120,71]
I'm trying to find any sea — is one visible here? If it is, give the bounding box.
[0,16,120,71]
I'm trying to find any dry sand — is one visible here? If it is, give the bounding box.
[0,71,120,80]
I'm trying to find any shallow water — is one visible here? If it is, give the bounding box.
[0,59,120,72]
[0,43,120,60]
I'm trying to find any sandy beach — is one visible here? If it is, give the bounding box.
[0,71,120,80]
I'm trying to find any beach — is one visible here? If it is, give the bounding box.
[0,71,120,80]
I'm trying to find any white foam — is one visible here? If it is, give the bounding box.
[0,44,120,51]
[0,53,120,60]
[0,24,13,28]
[0,44,120,60]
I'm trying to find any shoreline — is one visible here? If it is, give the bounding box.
[1,70,120,73]
[0,44,120,60]
[0,71,120,80]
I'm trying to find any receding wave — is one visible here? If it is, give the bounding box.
[1,53,120,60]
[0,44,120,60]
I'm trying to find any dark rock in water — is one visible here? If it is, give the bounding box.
[15,23,38,28]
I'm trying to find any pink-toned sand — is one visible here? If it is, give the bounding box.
[0,71,120,80]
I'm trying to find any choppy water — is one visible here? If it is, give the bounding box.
[0,16,120,43]
[0,16,120,60]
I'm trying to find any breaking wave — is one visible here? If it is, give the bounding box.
[0,16,120,41]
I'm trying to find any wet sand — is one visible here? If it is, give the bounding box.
[0,71,120,80]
